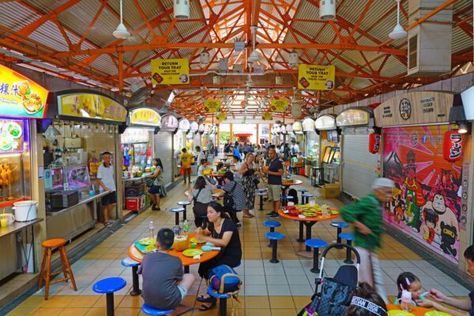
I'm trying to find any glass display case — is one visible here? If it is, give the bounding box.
[64,164,91,191]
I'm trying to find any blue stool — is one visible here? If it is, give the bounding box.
[177,201,191,221]
[93,277,127,316]
[256,189,267,211]
[304,239,328,273]
[142,304,175,315]
[298,189,308,203]
[264,220,282,247]
[121,257,140,296]
[302,192,314,204]
[265,232,285,263]
[208,284,232,316]
[280,195,294,207]
[339,232,355,264]
[331,221,349,246]
[168,207,185,226]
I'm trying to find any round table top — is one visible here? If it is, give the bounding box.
[386,304,433,316]
[277,209,339,222]
[282,179,303,187]
[128,233,219,266]
[211,173,225,177]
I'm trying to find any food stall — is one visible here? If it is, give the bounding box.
[336,108,378,199]
[43,90,127,240]
[302,117,319,179]
[0,64,47,282]
[315,114,341,190]
[121,107,161,216]
[374,91,467,266]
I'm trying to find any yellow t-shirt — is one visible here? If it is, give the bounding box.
[180,152,193,168]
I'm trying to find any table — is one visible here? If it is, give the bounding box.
[281,179,303,197]
[212,188,225,200]
[128,233,220,273]
[386,304,433,316]
[278,209,338,255]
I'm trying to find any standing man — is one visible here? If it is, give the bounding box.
[97,152,116,226]
[263,145,283,218]
[180,148,193,184]
[340,177,395,303]
[206,140,215,161]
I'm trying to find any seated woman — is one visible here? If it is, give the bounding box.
[184,176,213,228]
[195,202,242,311]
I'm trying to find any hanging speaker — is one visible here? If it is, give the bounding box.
[174,0,190,19]
[320,0,336,20]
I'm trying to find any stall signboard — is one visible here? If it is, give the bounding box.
[443,131,464,162]
[151,58,190,85]
[161,114,179,132]
[216,112,227,121]
[203,99,221,113]
[302,117,315,132]
[383,125,463,263]
[178,118,190,131]
[130,108,161,127]
[374,91,454,127]
[262,112,273,120]
[269,98,289,112]
[58,93,127,122]
[297,64,335,90]
[190,121,199,132]
[315,115,336,130]
[0,64,49,119]
[0,119,24,152]
[336,109,370,127]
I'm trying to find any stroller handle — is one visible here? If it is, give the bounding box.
[320,243,361,264]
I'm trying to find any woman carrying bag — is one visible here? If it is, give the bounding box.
[148,158,165,211]
[185,176,213,228]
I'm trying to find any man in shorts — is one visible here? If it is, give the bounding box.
[180,148,193,184]
[96,152,116,226]
[142,228,195,311]
[263,146,283,217]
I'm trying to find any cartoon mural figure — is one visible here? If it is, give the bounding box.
[403,151,425,232]
[432,193,459,257]
[420,202,439,244]
[391,186,405,224]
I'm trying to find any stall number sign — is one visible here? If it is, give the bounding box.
[298,64,335,90]
[151,58,189,85]
[130,108,161,126]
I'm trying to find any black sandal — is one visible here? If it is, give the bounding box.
[198,300,216,311]
[196,295,214,303]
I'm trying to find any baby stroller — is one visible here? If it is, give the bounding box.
[298,243,361,316]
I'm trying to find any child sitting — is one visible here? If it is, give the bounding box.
[396,272,424,304]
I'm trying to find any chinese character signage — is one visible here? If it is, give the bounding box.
[203,99,221,113]
[58,93,127,122]
[297,64,335,90]
[0,64,49,118]
[0,119,24,152]
[151,58,190,85]
[130,108,161,127]
[443,131,464,162]
[368,133,380,154]
[269,98,289,112]
[383,125,463,263]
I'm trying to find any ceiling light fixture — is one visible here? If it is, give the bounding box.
[389,0,407,40]
[288,50,299,68]
[319,0,336,20]
[200,49,210,66]
[458,122,468,134]
[174,0,190,19]
[113,0,130,39]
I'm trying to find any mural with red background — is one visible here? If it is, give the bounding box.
[383,126,463,262]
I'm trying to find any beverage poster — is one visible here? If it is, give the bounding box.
[383,126,463,262]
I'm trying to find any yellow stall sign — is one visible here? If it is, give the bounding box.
[130,108,161,126]
[298,64,335,90]
[270,98,289,112]
[151,58,190,85]
[204,99,222,113]
[0,64,49,118]
[58,93,127,122]
[262,112,273,120]
[216,112,227,121]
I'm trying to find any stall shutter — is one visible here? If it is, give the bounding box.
[342,129,378,199]
[154,132,173,186]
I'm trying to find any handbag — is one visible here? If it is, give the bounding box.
[224,182,237,211]
[145,178,154,187]
[193,189,208,217]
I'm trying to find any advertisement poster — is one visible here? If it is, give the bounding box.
[58,94,127,122]
[203,99,221,113]
[151,58,189,85]
[297,64,335,90]
[0,64,49,118]
[383,126,463,262]
[0,119,24,152]
[270,98,289,112]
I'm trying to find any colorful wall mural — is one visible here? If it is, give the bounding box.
[383,126,463,262]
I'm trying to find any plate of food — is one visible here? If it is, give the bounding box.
[23,93,44,114]
[138,237,154,246]
[183,249,203,257]
[190,236,206,244]
[6,122,22,139]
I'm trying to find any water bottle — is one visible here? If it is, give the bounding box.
[183,220,190,235]
[148,220,155,240]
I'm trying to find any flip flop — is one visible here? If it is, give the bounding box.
[196,295,214,303]
[198,300,216,311]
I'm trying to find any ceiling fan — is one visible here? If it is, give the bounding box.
[113,0,130,39]
[389,0,407,40]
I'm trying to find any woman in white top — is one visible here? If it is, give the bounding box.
[185,176,214,228]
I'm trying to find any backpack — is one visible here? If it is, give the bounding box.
[224,182,237,211]
[208,264,242,294]
[288,188,299,205]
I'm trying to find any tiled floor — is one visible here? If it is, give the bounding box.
[6,176,470,315]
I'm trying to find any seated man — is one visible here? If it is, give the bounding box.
[141,228,195,312]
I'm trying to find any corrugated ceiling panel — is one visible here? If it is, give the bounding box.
[90,54,117,75]
[29,21,69,51]
[107,0,144,28]
[0,2,40,31]
[25,0,69,12]
[452,27,472,53]
[380,57,406,77]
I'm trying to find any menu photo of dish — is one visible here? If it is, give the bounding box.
[0,119,24,153]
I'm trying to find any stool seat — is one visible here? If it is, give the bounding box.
[304,238,328,248]
[263,220,281,229]
[93,277,127,294]
[168,207,184,213]
[142,304,175,315]
[208,286,232,299]
[177,201,191,205]
[281,196,294,200]
[256,188,267,193]
[339,232,354,241]
[302,193,314,197]
[265,232,285,241]
[256,191,267,195]
[42,238,67,248]
[121,257,139,267]
[331,221,349,229]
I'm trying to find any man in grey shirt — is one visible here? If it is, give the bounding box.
[141,228,195,310]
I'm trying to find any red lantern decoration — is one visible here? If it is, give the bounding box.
[368,133,381,154]
[443,131,464,162]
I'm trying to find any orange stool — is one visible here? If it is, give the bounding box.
[38,238,77,300]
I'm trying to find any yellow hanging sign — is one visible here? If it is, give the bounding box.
[130,108,161,126]
[216,112,227,121]
[151,58,190,85]
[203,99,222,113]
[270,98,289,112]
[58,93,127,122]
[262,112,273,120]
[298,64,335,90]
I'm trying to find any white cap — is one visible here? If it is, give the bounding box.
[372,177,395,190]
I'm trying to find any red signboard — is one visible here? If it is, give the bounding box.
[443,131,464,162]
